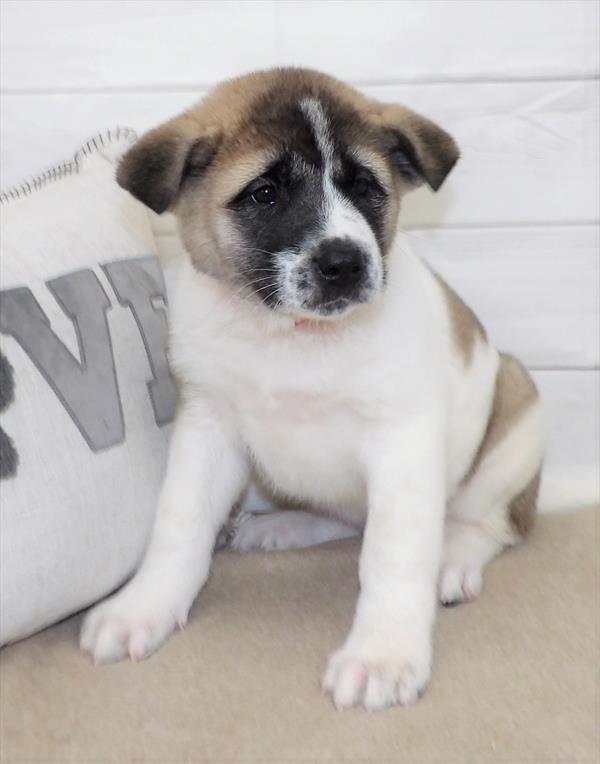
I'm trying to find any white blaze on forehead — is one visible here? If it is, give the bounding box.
[299,97,380,262]
[300,97,340,239]
[300,97,335,165]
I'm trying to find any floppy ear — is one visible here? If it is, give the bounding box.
[374,105,459,192]
[116,115,220,214]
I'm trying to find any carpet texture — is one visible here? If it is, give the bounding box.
[1,508,598,763]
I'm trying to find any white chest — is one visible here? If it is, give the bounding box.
[169,254,450,516]
[235,380,368,512]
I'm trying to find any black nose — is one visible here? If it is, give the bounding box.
[312,239,366,296]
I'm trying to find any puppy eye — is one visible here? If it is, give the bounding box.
[251,185,277,205]
[352,173,373,197]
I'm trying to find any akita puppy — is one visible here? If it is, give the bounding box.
[81,68,542,711]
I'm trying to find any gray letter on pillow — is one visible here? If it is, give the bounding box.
[0,271,124,451]
[103,257,176,426]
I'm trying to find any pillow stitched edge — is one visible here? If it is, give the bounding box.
[0,127,138,205]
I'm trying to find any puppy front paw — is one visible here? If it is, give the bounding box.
[80,587,188,665]
[322,641,431,711]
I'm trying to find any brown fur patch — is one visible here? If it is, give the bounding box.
[365,102,459,190]
[434,272,486,365]
[508,468,541,537]
[465,353,541,537]
[466,353,539,482]
[116,113,220,213]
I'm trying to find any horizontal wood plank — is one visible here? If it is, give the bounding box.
[2,80,598,227]
[1,1,598,91]
[534,370,600,509]
[413,226,600,369]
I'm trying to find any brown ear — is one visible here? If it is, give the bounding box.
[375,105,459,191]
[116,115,219,214]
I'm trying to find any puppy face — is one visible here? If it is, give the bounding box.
[118,68,458,319]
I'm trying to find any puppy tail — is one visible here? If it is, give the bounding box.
[538,468,600,513]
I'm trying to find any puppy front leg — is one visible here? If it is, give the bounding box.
[81,400,248,664]
[323,415,445,711]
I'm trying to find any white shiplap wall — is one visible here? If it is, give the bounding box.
[1,0,599,505]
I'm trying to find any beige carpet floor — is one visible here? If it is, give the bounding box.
[1,508,598,763]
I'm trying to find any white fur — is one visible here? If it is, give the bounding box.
[81,232,541,709]
[81,399,248,662]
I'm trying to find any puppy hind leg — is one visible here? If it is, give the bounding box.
[440,402,543,606]
[438,517,506,606]
[439,463,519,606]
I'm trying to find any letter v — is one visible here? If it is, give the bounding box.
[0,270,124,451]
